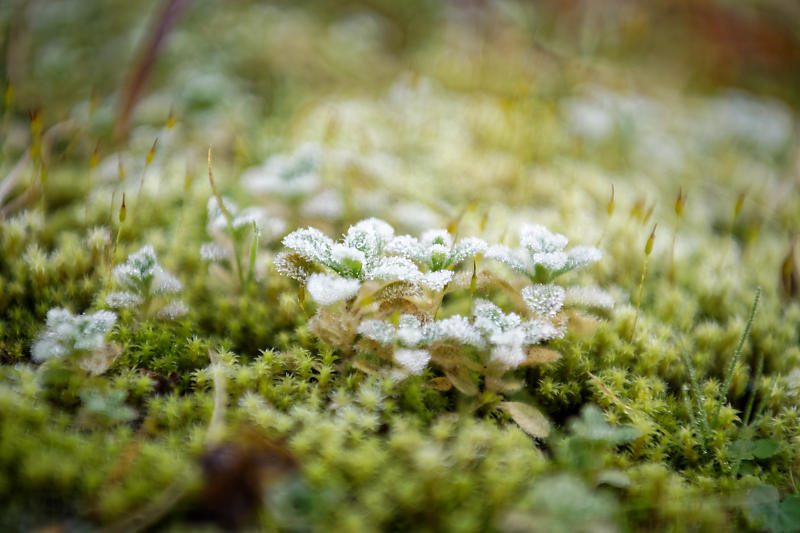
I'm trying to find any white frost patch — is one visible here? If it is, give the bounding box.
[306,273,361,306]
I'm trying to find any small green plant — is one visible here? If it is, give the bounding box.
[31,307,118,374]
[275,218,609,414]
[105,245,187,319]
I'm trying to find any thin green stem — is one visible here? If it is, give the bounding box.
[712,288,760,429]
[743,348,764,426]
[630,256,648,341]
[246,221,259,290]
[208,147,244,289]
[680,347,710,445]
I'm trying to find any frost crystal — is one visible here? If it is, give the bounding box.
[522,284,565,318]
[364,256,422,283]
[106,291,143,309]
[282,227,335,266]
[421,270,454,291]
[113,245,158,291]
[32,308,117,362]
[154,270,183,294]
[394,348,431,375]
[358,319,397,345]
[429,315,482,345]
[344,218,395,258]
[488,224,600,281]
[273,251,312,282]
[473,299,563,368]
[111,246,185,318]
[564,286,615,310]
[386,230,486,271]
[157,300,189,320]
[306,273,361,306]
[200,242,230,261]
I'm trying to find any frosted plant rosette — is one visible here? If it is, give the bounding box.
[357,295,565,377]
[277,218,485,307]
[32,308,120,375]
[276,217,612,393]
[487,224,601,283]
[106,245,187,320]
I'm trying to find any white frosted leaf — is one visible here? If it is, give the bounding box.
[344,218,395,258]
[522,284,565,318]
[449,237,488,265]
[364,256,422,283]
[153,268,182,294]
[420,229,453,249]
[394,348,430,375]
[105,291,143,309]
[357,320,396,345]
[564,286,615,310]
[385,235,426,262]
[397,315,424,346]
[486,245,529,274]
[429,315,482,346]
[282,227,335,266]
[32,308,117,362]
[420,270,454,291]
[200,242,230,261]
[563,246,602,272]
[158,300,189,320]
[306,273,361,306]
[519,224,568,254]
[533,251,568,272]
[241,143,321,197]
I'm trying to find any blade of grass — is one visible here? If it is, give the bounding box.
[712,288,760,429]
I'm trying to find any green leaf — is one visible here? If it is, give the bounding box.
[745,485,800,533]
[500,401,551,438]
[728,439,755,460]
[728,438,779,461]
[751,439,780,459]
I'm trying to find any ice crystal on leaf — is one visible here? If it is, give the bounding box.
[105,291,142,309]
[108,246,185,319]
[306,273,361,306]
[488,224,600,282]
[280,218,599,390]
[394,348,431,375]
[473,299,563,368]
[32,308,117,362]
[385,229,486,271]
[522,284,565,318]
[200,242,230,262]
[282,227,335,267]
[564,285,615,310]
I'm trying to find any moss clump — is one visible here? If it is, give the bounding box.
[2,1,800,531]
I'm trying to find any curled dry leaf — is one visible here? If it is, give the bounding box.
[521,346,562,367]
[444,366,479,396]
[77,343,123,376]
[499,401,551,438]
[428,377,453,391]
[566,310,600,336]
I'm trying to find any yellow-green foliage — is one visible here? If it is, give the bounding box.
[1,1,800,532]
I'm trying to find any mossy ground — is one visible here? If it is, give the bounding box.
[1,1,800,532]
